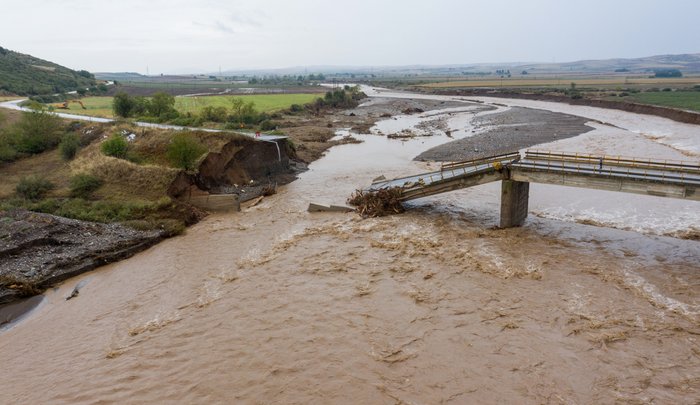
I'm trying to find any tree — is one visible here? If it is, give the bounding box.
[148,92,176,117]
[230,97,257,124]
[112,92,134,117]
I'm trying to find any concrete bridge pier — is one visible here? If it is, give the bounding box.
[500,180,530,228]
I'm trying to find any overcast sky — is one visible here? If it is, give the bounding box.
[1,0,698,74]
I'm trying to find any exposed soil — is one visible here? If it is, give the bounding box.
[0,209,163,305]
[416,106,595,161]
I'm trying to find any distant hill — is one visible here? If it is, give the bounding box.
[93,72,147,81]
[214,53,700,77]
[517,53,700,74]
[0,46,96,96]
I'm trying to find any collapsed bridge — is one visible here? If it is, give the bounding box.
[366,150,700,228]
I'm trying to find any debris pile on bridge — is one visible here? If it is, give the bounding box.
[348,187,405,218]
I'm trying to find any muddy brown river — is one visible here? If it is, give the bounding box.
[1,88,699,404]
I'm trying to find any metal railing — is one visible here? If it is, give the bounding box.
[525,150,700,175]
[368,150,700,198]
[516,150,700,185]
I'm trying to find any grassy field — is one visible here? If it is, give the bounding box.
[175,93,319,115]
[48,93,321,118]
[0,96,23,102]
[421,77,700,89]
[623,91,700,112]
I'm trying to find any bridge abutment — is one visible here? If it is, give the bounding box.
[500,180,529,228]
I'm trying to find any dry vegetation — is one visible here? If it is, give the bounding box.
[0,120,238,231]
[347,188,405,218]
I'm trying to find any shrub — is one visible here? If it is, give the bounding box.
[169,116,202,127]
[16,176,54,200]
[69,174,103,198]
[259,119,276,131]
[10,110,64,154]
[59,133,81,160]
[0,142,18,162]
[166,133,207,171]
[101,134,129,158]
[19,100,47,110]
[112,91,134,117]
[148,92,177,117]
[200,106,228,123]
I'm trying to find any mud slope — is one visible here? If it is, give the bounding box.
[0,209,162,305]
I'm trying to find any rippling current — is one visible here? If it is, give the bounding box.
[1,88,698,404]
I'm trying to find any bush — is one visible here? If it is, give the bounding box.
[0,142,18,162]
[166,133,207,171]
[69,174,103,198]
[59,133,81,160]
[200,106,229,123]
[259,119,276,131]
[101,134,129,158]
[19,100,45,110]
[16,176,54,200]
[169,116,202,127]
[148,92,177,117]
[112,91,134,117]
[9,110,64,154]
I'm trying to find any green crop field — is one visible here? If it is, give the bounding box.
[624,91,700,112]
[175,93,319,115]
[47,93,321,118]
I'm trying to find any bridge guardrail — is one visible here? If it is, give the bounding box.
[513,160,700,185]
[525,150,700,175]
[440,152,520,172]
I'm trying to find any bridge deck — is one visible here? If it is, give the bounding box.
[367,150,700,202]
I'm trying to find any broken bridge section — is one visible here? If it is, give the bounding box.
[365,150,700,228]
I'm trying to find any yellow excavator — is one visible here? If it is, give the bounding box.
[55,100,87,110]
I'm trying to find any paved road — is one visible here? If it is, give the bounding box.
[0,98,286,142]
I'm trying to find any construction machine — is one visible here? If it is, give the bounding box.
[55,100,87,110]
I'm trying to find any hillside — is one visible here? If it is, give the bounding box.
[215,53,700,78]
[0,46,96,96]
[517,53,700,74]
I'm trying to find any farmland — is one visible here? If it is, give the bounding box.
[47,93,321,118]
[621,90,700,112]
[420,76,700,89]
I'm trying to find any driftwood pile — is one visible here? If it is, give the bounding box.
[347,187,405,218]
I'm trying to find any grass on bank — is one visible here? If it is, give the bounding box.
[45,93,320,118]
[0,117,244,234]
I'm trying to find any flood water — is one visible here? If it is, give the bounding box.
[1,88,698,404]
